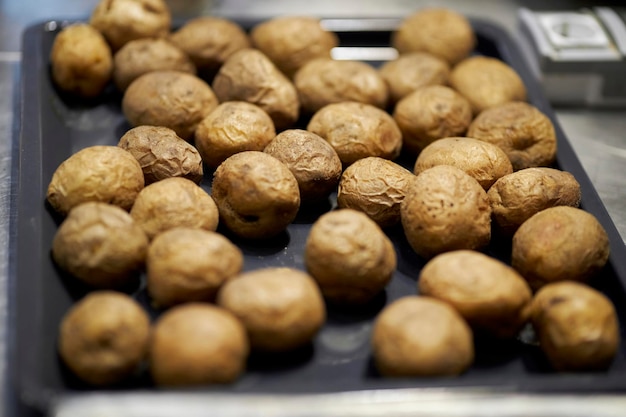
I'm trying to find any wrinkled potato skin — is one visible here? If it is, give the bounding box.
[450,56,527,114]
[195,101,276,168]
[90,0,171,51]
[337,157,414,228]
[530,282,619,371]
[307,102,402,166]
[419,250,532,338]
[414,137,513,190]
[118,125,203,185]
[150,303,249,386]
[47,146,144,216]
[122,70,218,140]
[468,101,557,171]
[217,268,326,352]
[488,168,581,235]
[393,85,473,153]
[212,49,299,130]
[264,129,342,202]
[512,206,610,291]
[50,24,113,98]
[130,177,219,239]
[372,296,474,376]
[251,16,338,78]
[305,209,396,304]
[392,8,475,65]
[59,291,150,386]
[211,151,300,239]
[401,165,491,259]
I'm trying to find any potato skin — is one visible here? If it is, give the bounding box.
[512,206,610,291]
[47,146,144,216]
[530,282,619,371]
[50,23,113,98]
[372,296,474,376]
[488,168,581,235]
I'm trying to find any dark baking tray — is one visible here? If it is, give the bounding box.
[9,16,626,415]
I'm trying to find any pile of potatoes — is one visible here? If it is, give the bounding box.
[47,0,618,387]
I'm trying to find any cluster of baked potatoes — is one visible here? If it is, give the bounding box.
[46,0,617,387]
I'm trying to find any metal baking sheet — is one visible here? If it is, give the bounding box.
[9,17,626,415]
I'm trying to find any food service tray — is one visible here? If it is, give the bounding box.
[9,16,626,415]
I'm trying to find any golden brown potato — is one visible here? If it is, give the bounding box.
[512,206,610,291]
[401,165,491,259]
[372,296,474,376]
[217,267,326,352]
[113,38,195,91]
[305,209,396,304]
[250,16,339,78]
[450,56,527,115]
[413,137,513,190]
[118,125,203,185]
[419,250,532,338]
[147,228,243,308]
[211,151,300,239]
[212,49,299,130]
[488,168,582,235]
[337,157,415,228]
[393,85,473,153]
[307,101,402,166]
[391,8,475,65]
[52,202,148,288]
[130,177,219,240]
[263,129,342,202]
[379,52,450,104]
[50,23,113,98]
[58,291,150,386]
[467,101,557,171]
[294,58,389,114]
[530,281,619,371]
[150,303,249,386]
[90,0,171,51]
[47,145,144,216]
[195,101,276,168]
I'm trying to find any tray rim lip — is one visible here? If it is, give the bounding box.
[9,15,626,413]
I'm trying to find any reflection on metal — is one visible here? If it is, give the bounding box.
[331,47,398,61]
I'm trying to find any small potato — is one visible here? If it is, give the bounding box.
[212,49,299,130]
[122,70,218,141]
[217,267,326,352]
[450,56,527,115]
[488,168,581,235]
[337,157,414,228]
[52,202,148,288]
[130,177,219,240]
[195,101,276,169]
[147,228,243,308]
[413,137,513,191]
[263,129,342,202]
[47,146,144,216]
[419,250,532,338]
[59,291,150,386]
[305,209,396,304]
[118,125,203,185]
[467,101,557,171]
[512,206,610,291]
[372,296,474,376]
[211,151,300,239]
[150,303,249,386]
[294,58,389,114]
[401,165,491,259]
[530,282,619,371]
[393,85,473,153]
[251,16,339,78]
[307,101,402,166]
